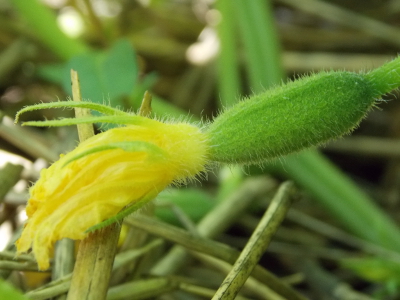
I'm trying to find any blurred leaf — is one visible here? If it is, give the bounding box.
[0,279,28,300]
[155,188,215,226]
[233,0,283,91]
[129,72,159,109]
[102,40,138,102]
[271,150,400,251]
[342,257,400,283]
[37,49,187,121]
[215,0,241,107]
[37,63,65,84]
[10,0,89,60]
[37,39,138,108]
[62,39,138,107]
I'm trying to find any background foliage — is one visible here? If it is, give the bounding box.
[1,0,400,299]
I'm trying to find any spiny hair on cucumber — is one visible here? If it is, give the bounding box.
[206,70,381,164]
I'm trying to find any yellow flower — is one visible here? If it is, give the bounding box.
[16,119,209,270]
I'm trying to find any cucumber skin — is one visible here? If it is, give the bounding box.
[207,71,377,164]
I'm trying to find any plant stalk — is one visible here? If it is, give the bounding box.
[67,70,121,300]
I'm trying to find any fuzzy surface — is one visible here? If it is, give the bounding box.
[207,71,377,164]
[16,119,209,270]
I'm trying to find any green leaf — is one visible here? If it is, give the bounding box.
[36,63,65,84]
[155,189,215,226]
[102,40,138,101]
[0,279,29,300]
[62,39,138,107]
[342,257,400,283]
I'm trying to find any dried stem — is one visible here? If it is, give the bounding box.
[66,70,121,300]
[212,181,296,300]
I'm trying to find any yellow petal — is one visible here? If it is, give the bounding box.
[16,120,209,270]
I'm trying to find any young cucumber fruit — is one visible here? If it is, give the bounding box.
[207,70,386,164]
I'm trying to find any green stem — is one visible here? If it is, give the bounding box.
[365,55,400,96]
